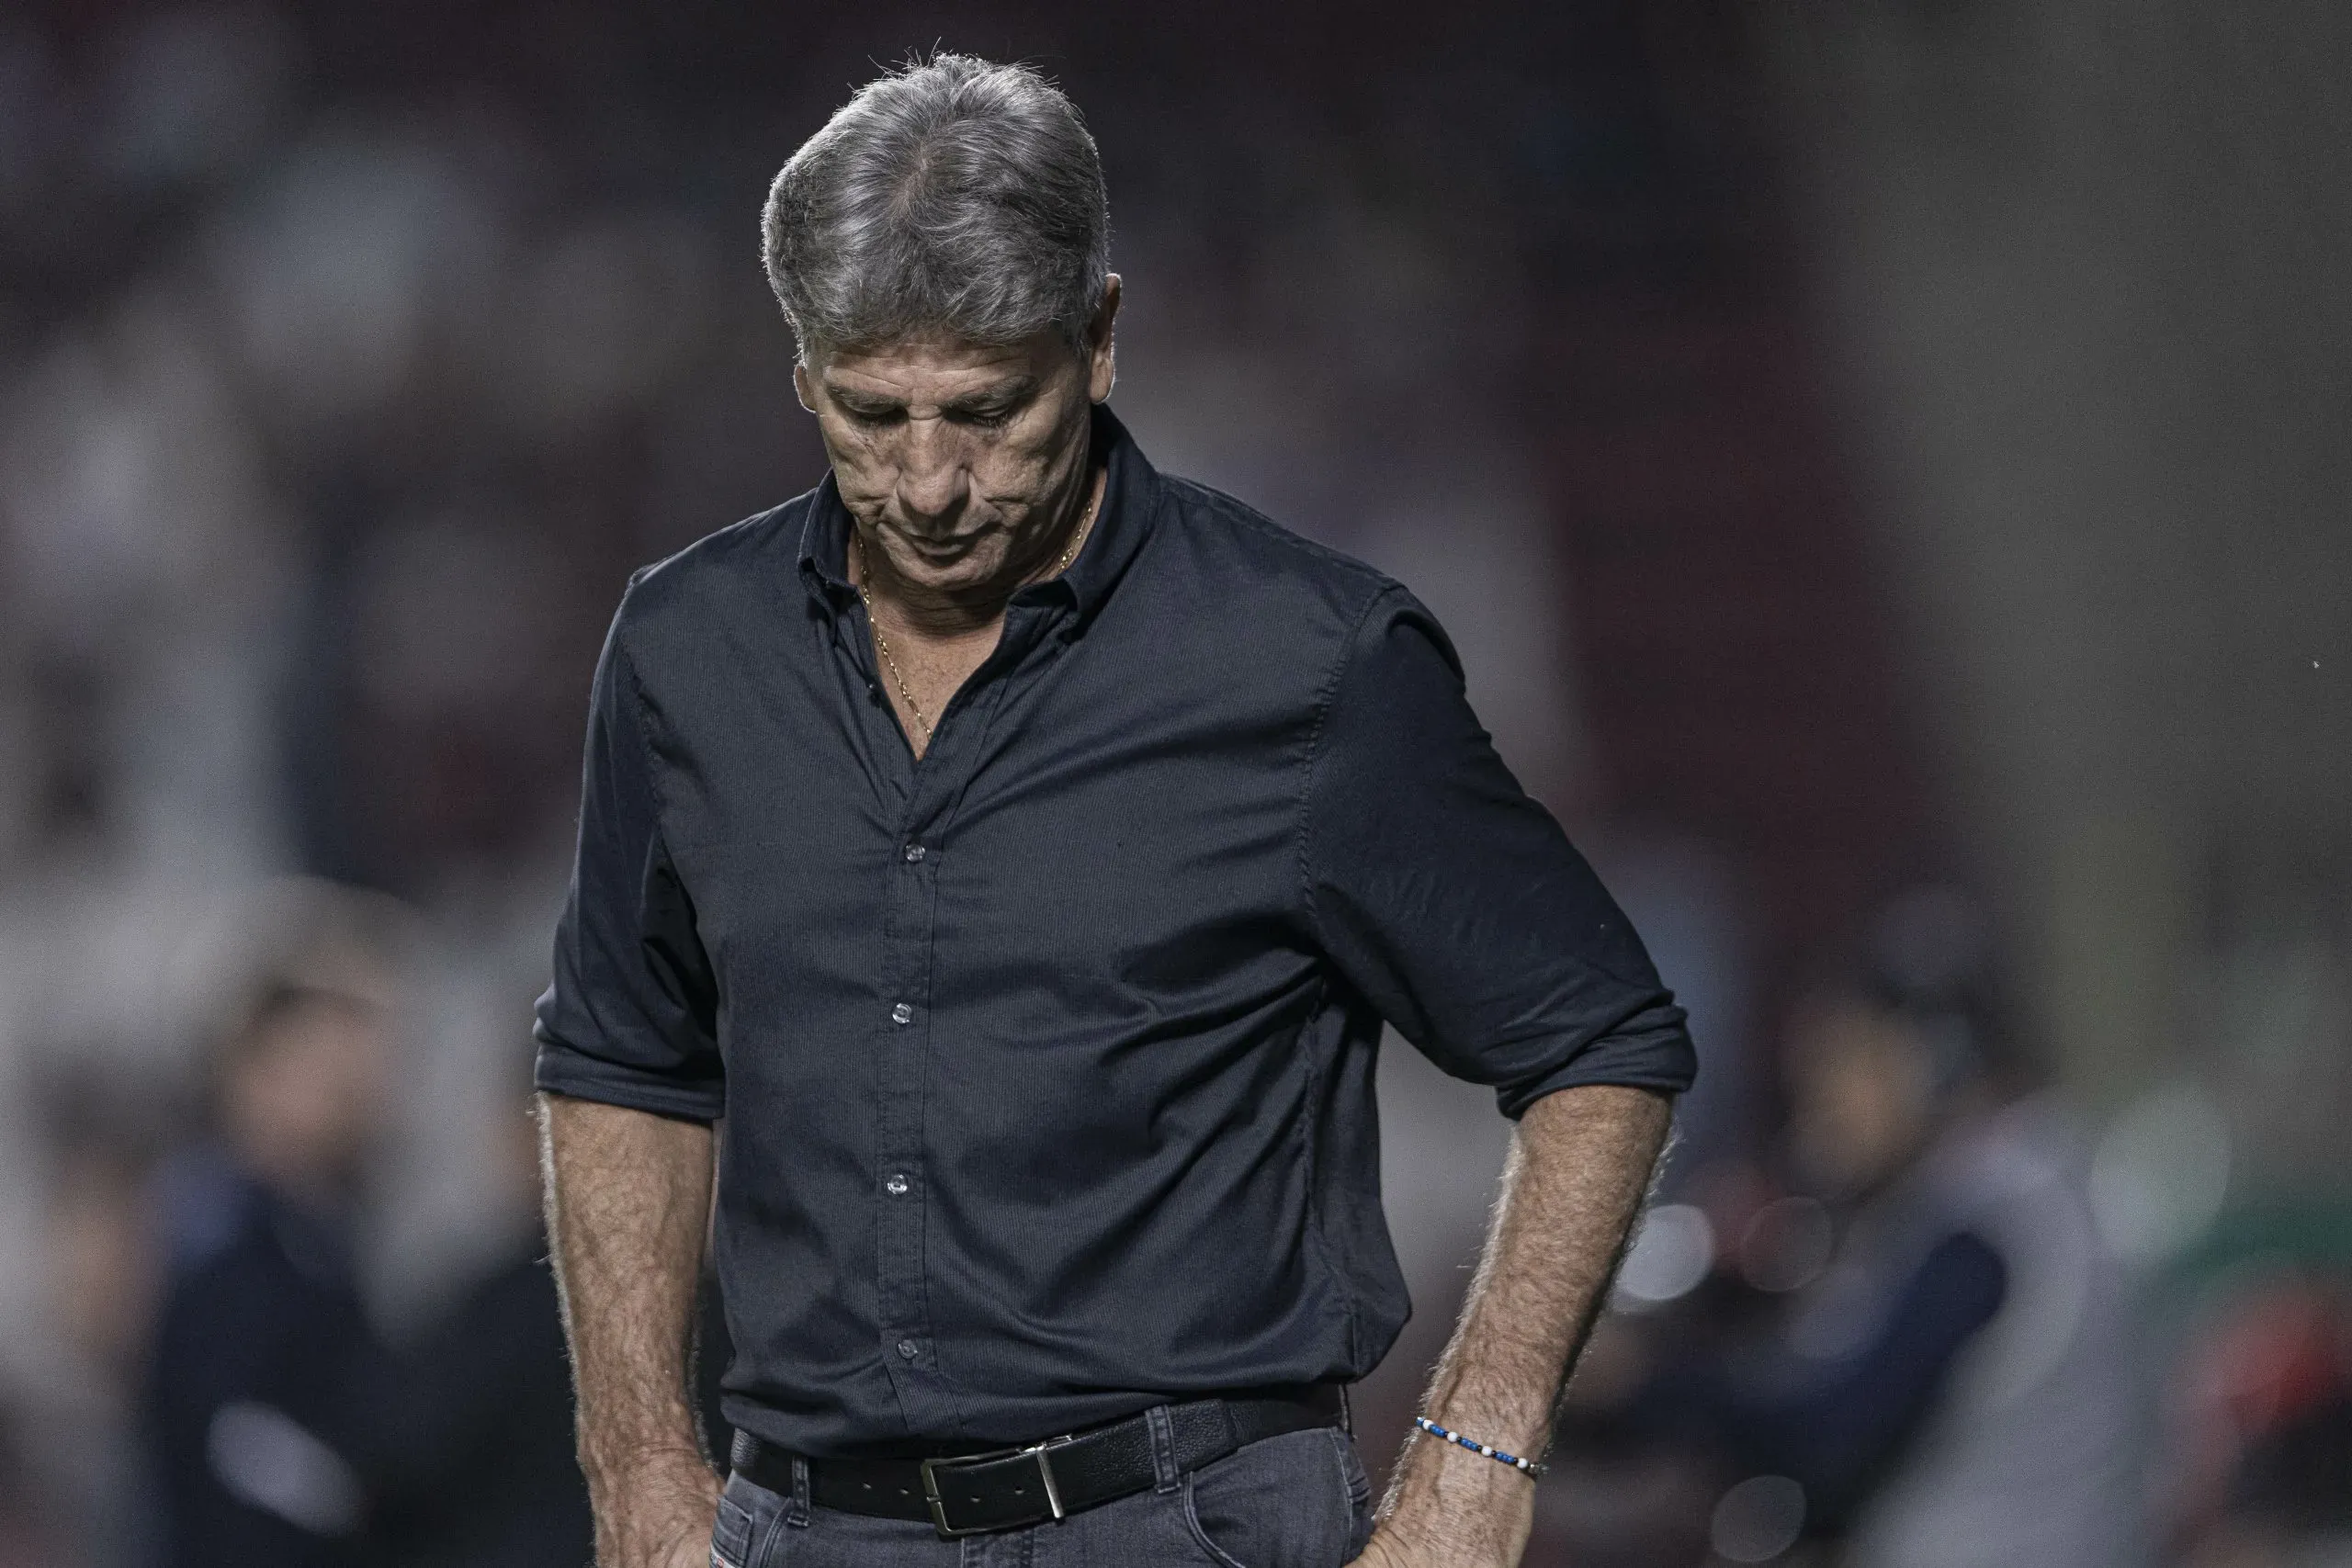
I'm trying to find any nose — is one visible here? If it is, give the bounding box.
[893,418,969,526]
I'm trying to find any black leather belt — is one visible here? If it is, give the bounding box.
[730,1385,1346,1538]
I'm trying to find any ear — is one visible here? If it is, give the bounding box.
[1086,275,1121,403]
[793,361,819,414]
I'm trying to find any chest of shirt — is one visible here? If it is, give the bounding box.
[639,593,1330,1036]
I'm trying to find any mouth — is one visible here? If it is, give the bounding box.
[890,525,994,564]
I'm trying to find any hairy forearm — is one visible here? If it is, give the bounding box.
[1370,1084,1672,1568]
[537,1092,721,1567]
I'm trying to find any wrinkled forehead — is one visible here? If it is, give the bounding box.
[812,328,1079,402]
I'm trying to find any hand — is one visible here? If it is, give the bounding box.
[643,1510,718,1568]
[593,1456,721,1568]
[1347,1529,1414,1568]
[605,1506,718,1568]
[1346,1429,1536,1568]
[1347,1521,1513,1568]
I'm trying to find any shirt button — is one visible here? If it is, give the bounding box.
[903,843,926,863]
[884,1174,910,1196]
[890,1002,913,1025]
[896,1338,920,1360]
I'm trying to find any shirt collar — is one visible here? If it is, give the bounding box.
[796,402,1160,633]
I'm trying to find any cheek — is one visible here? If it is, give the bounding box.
[823,424,892,481]
[967,440,1047,494]
[978,420,1079,497]
[1838,1076,1898,1141]
[1796,1075,1881,1166]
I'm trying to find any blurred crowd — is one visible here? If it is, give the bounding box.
[1532,891,2352,1568]
[3,3,2350,1567]
[26,878,2352,1568]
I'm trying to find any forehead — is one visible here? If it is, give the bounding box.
[816,332,1070,400]
[1789,996,1907,1067]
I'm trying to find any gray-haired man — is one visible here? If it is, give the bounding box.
[535,54,1692,1568]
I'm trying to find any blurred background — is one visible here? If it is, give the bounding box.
[2,3,2348,1565]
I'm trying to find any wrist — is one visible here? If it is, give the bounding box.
[590,1457,721,1568]
[1378,1425,1538,1564]
[587,1447,720,1523]
[586,1438,716,1486]
[1414,1416,1547,1478]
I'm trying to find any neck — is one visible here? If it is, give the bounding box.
[855,463,1105,639]
[238,1143,356,1216]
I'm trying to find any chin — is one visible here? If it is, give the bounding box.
[898,545,1012,593]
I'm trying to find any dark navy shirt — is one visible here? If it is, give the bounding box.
[533,406,1695,1457]
[145,1157,379,1568]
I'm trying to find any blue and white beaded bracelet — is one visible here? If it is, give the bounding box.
[1414,1416,1548,1478]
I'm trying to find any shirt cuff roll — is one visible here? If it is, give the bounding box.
[1492,1007,1697,1119]
[532,1038,728,1123]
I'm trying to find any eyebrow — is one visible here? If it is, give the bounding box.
[824,376,1040,416]
[944,378,1037,414]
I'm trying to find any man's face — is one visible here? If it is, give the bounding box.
[226,995,390,1200]
[794,279,1118,599]
[1785,997,1935,1199]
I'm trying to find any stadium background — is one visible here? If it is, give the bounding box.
[1,3,2348,1563]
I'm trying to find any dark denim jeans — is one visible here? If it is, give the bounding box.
[710,1427,1374,1568]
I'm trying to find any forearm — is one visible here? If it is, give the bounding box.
[537,1092,721,1567]
[1374,1084,1672,1567]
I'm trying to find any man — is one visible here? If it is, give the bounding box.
[534,54,1694,1568]
[1615,927,2140,1566]
[1770,965,2140,1566]
[147,953,395,1566]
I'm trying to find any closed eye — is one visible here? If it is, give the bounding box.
[944,378,1037,428]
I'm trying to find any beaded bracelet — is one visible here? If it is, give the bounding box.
[1414,1416,1548,1478]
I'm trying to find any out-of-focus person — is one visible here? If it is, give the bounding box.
[141,935,398,1568]
[1623,896,2144,1566]
[22,1076,170,1568]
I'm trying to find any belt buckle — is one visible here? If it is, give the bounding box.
[919,1435,1071,1539]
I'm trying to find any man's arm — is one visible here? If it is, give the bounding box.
[1357,1083,1671,1568]
[538,1092,721,1568]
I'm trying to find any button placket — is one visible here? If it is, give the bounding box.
[873,785,954,1431]
[865,625,1037,1437]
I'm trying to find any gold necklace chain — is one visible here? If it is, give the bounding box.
[853,530,933,739]
[852,499,1097,744]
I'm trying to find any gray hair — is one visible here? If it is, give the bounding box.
[762,54,1110,363]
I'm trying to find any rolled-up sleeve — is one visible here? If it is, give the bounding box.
[532,601,725,1122]
[1302,587,1696,1117]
